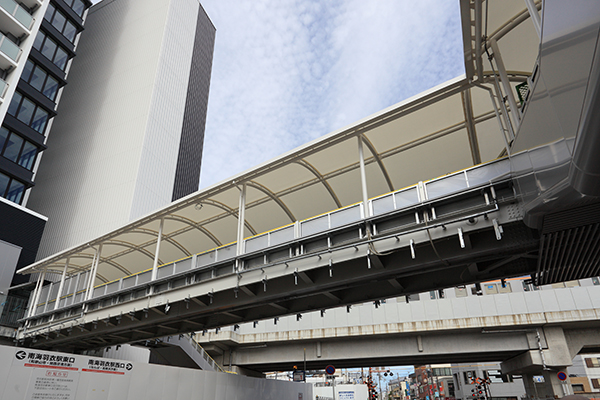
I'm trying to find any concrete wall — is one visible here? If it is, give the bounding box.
[0,344,312,400]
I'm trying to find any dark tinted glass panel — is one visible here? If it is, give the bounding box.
[16,97,35,125]
[22,60,34,82]
[54,47,68,70]
[29,66,46,91]
[41,37,57,60]
[72,0,85,16]
[4,133,23,162]
[63,21,77,42]
[43,75,59,100]
[0,127,8,152]
[8,92,22,116]
[0,173,9,197]
[44,3,55,21]
[31,108,49,133]
[52,11,66,32]
[33,32,44,51]
[6,179,24,203]
[19,141,37,170]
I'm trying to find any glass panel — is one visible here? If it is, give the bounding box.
[16,97,35,125]
[22,60,34,82]
[18,141,36,170]
[33,32,44,51]
[330,205,361,228]
[51,11,66,33]
[31,107,48,133]
[0,173,9,197]
[0,34,20,61]
[7,92,21,116]
[0,127,8,152]
[29,66,46,91]
[40,36,57,61]
[44,3,55,21]
[6,179,24,203]
[13,4,33,29]
[43,75,59,100]
[372,194,395,215]
[3,132,23,162]
[72,0,85,16]
[63,21,77,42]
[425,173,468,200]
[53,47,68,70]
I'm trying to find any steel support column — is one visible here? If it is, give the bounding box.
[151,219,164,281]
[524,0,541,38]
[358,136,370,218]
[490,39,521,131]
[28,268,47,318]
[85,245,102,301]
[236,183,247,258]
[54,258,69,311]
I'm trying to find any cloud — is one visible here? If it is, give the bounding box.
[199,0,464,188]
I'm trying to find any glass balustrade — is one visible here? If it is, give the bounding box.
[0,0,34,29]
[0,33,20,62]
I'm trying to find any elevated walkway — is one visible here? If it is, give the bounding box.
[14,0,600,355]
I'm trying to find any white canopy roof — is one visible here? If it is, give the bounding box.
[18,0,540,287]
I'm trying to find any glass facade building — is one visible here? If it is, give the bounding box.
[0,0,92,298]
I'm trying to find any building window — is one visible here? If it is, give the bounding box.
[585,358,600,368]
[21,60,60,101]
[592,277,600,285]
[592,378,600,389]
[0,128,38,170]
[572,384,585,393]
[7,92,50,134]
[44,4,79,43]
[463,371,476,385]
[63,0,86,17]
[32,31,70,70]
[0,172,25,204]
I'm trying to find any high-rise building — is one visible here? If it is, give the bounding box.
[0,0,92,297]
[27,0,215,259]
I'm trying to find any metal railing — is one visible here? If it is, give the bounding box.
[29,157,511,318]
[0,0,34,30]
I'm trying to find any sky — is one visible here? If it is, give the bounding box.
[91,0,465,188]
[197,0,465,188]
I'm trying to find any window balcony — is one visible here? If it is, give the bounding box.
[0,33,21,70]
[0,0,34,37]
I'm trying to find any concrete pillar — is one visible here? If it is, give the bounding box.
[520,369,571,400]
[501,327,573,400]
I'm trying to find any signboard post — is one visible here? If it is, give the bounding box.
[557,371,570,396]
[326,365,336,400]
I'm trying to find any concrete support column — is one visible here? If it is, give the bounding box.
[501,327,573,400]
[521,369,572,399]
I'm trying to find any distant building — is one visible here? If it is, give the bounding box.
[451,362,525,400]
[568,354,600,395]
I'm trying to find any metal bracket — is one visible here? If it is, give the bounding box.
[458,228,465,249]
[492,218,503,240]
[410,239,416,259]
